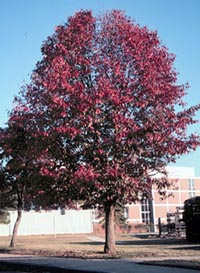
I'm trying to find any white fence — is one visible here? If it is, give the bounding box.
[0,209,93,236]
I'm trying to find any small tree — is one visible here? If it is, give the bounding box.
[0,123,41,247]
[12,10,200,253]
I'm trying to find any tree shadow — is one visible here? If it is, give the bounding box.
[116,238,189,246]
[0,248,12,253]
[69,241,104,246]
[69,237,192,247]
[171,245,200,251]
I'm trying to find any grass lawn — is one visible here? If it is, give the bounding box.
[1,233,200,271]
[1,233,200,259]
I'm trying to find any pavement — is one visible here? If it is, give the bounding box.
[0,254,200,273]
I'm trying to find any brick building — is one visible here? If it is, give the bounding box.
[126,166,200,232]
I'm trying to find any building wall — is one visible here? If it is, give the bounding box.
[127,167,200,232]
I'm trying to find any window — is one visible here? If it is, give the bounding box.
[124,207,129,219]
[188,179,195,198]
[141,199,151,224]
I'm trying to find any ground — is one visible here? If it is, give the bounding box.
[0,233,200,271]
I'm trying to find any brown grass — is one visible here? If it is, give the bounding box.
[1,233,200,259]
[1,234,200,271]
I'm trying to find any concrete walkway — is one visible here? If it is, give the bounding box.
[0,254,199,273]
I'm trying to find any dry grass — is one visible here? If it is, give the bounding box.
[1,234,200,271]
[1,233,200,259]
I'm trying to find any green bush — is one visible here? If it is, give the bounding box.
[0,210,10,224]
[183,196,200,242]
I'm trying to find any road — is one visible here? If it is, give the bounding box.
[0,255,199,273]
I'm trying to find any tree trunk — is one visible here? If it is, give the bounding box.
[104,203,116,253]
[9,208,22,247]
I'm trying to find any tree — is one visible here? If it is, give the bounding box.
[0,119,72,246]
[12,10,200,253]
[0,122,42,247]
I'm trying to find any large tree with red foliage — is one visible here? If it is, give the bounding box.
[12,10,200,253]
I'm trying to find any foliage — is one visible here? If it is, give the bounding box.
[0,124,37,211]
[0,210,10,224]
[0,123,48,247]
[13,10,200,206]
[183,196,200,242]
[183,196,200,222]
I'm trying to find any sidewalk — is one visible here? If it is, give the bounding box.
[0,254,200,273]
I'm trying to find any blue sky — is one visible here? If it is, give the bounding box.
[0,0,200,175]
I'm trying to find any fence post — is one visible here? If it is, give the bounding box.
[53,216,56,238]
[158,217,162,237]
